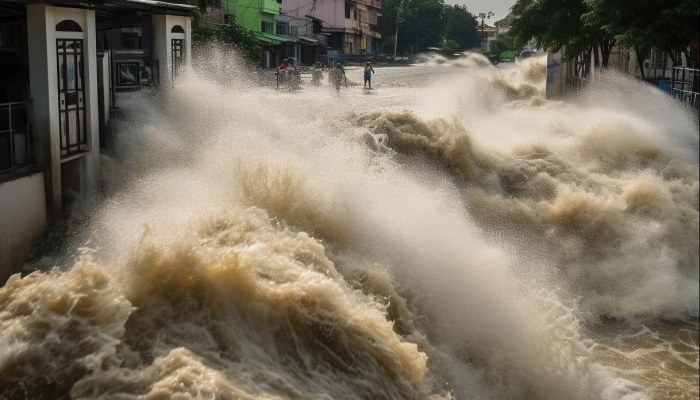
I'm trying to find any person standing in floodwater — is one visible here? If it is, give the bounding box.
[331,63,345,92]
[363,62,375,90]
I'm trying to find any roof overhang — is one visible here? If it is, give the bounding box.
[254,32,294,46]
[298,36,319,44]
[0,0,199,22]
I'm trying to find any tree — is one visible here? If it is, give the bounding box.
[584,0,700,77]
[489,33,514,63]
[378,0,447,54]
[440,39,459,56]
[401,0,445,53]
[442,5,480,51]
[510,0,616,70]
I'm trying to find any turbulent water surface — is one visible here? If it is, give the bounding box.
[1,51,698,400]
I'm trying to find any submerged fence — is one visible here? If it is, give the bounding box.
[562,67,699,113]
[664,67,699,112]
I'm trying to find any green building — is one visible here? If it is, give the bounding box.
[225,0,292,67]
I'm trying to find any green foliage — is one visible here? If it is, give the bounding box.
[584,0,699,58]
[191,18,262,64]
[496,33,514,51]
[442,5,480,50]
[378,0,480,54]
[440,39,459,55]
[489,34,512,61]
[511,0,698,72]
[510,0,596,57]
[400,0,445,53]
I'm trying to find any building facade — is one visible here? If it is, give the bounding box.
[0,0,197,284]
[479,24,497,52]
[280,0,381,64]
[225,0,295,68]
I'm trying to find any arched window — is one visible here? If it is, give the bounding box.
[171,25,185,34]
[56,20,83,32]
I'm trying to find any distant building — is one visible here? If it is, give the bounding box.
[480,24,497,52]
[225,0,295,68]
[0,0,198,283]
[280,0,381,64]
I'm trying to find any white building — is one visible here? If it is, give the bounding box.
[0,0,198,283]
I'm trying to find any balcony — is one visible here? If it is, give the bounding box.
[261,0,280,14]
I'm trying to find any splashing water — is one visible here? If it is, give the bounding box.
[1,50,697,399]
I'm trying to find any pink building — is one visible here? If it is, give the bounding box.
[279,0,381,61]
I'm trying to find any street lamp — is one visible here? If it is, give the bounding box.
[478,11,494,52]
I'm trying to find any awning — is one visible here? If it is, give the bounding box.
[298,36,319,45]
[254,32,294,46]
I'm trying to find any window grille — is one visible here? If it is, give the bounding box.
[172,39,184,81]
[276,22,290,36]
[261,21,274,34]
[56,39,87,157]
[0,102,31,173]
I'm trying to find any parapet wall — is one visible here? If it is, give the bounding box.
[0,172,46,284]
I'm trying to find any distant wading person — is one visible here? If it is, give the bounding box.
[331,63,345,92]
[363,62,375,89]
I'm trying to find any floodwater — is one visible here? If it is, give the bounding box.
[0,50,698,400]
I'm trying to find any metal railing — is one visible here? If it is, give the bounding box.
[565,75,589,95]
[0,101,32,173]
[670,67,699,111]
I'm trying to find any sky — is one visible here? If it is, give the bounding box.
[445,0,516,23]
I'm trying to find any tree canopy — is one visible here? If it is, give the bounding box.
[584,0,699,66]
[510,0,699,75]
[378,0,481,55]
[442,4,481,51]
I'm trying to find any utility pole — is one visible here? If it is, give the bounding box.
[478,11,494,52]
[393,0,404,60]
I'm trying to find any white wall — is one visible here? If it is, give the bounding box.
[27,4,101,219]
[27,3,61,218]
[152,14,191,89]
[546,50,566,99]
[98,51,111,124]
[0,173,47,284]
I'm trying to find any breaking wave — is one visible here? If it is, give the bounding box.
[1,46,697,399]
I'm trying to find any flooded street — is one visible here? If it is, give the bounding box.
[1,52,697,399]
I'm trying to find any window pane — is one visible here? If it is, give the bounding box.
[0,133,11,170]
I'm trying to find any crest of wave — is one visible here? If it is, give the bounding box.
[490,56,547,105]
[352,66,698,319]
[0,208,431,399]
[0,49,661,399]
[414,51,452,65]
[99,66,602,399]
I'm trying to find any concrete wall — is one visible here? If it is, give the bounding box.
[546,50,566,99]
[0,173,46,284]
[27,4,101,219]
[97,51,111,134]
[27,4,61,219]
[152,14,191,89]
